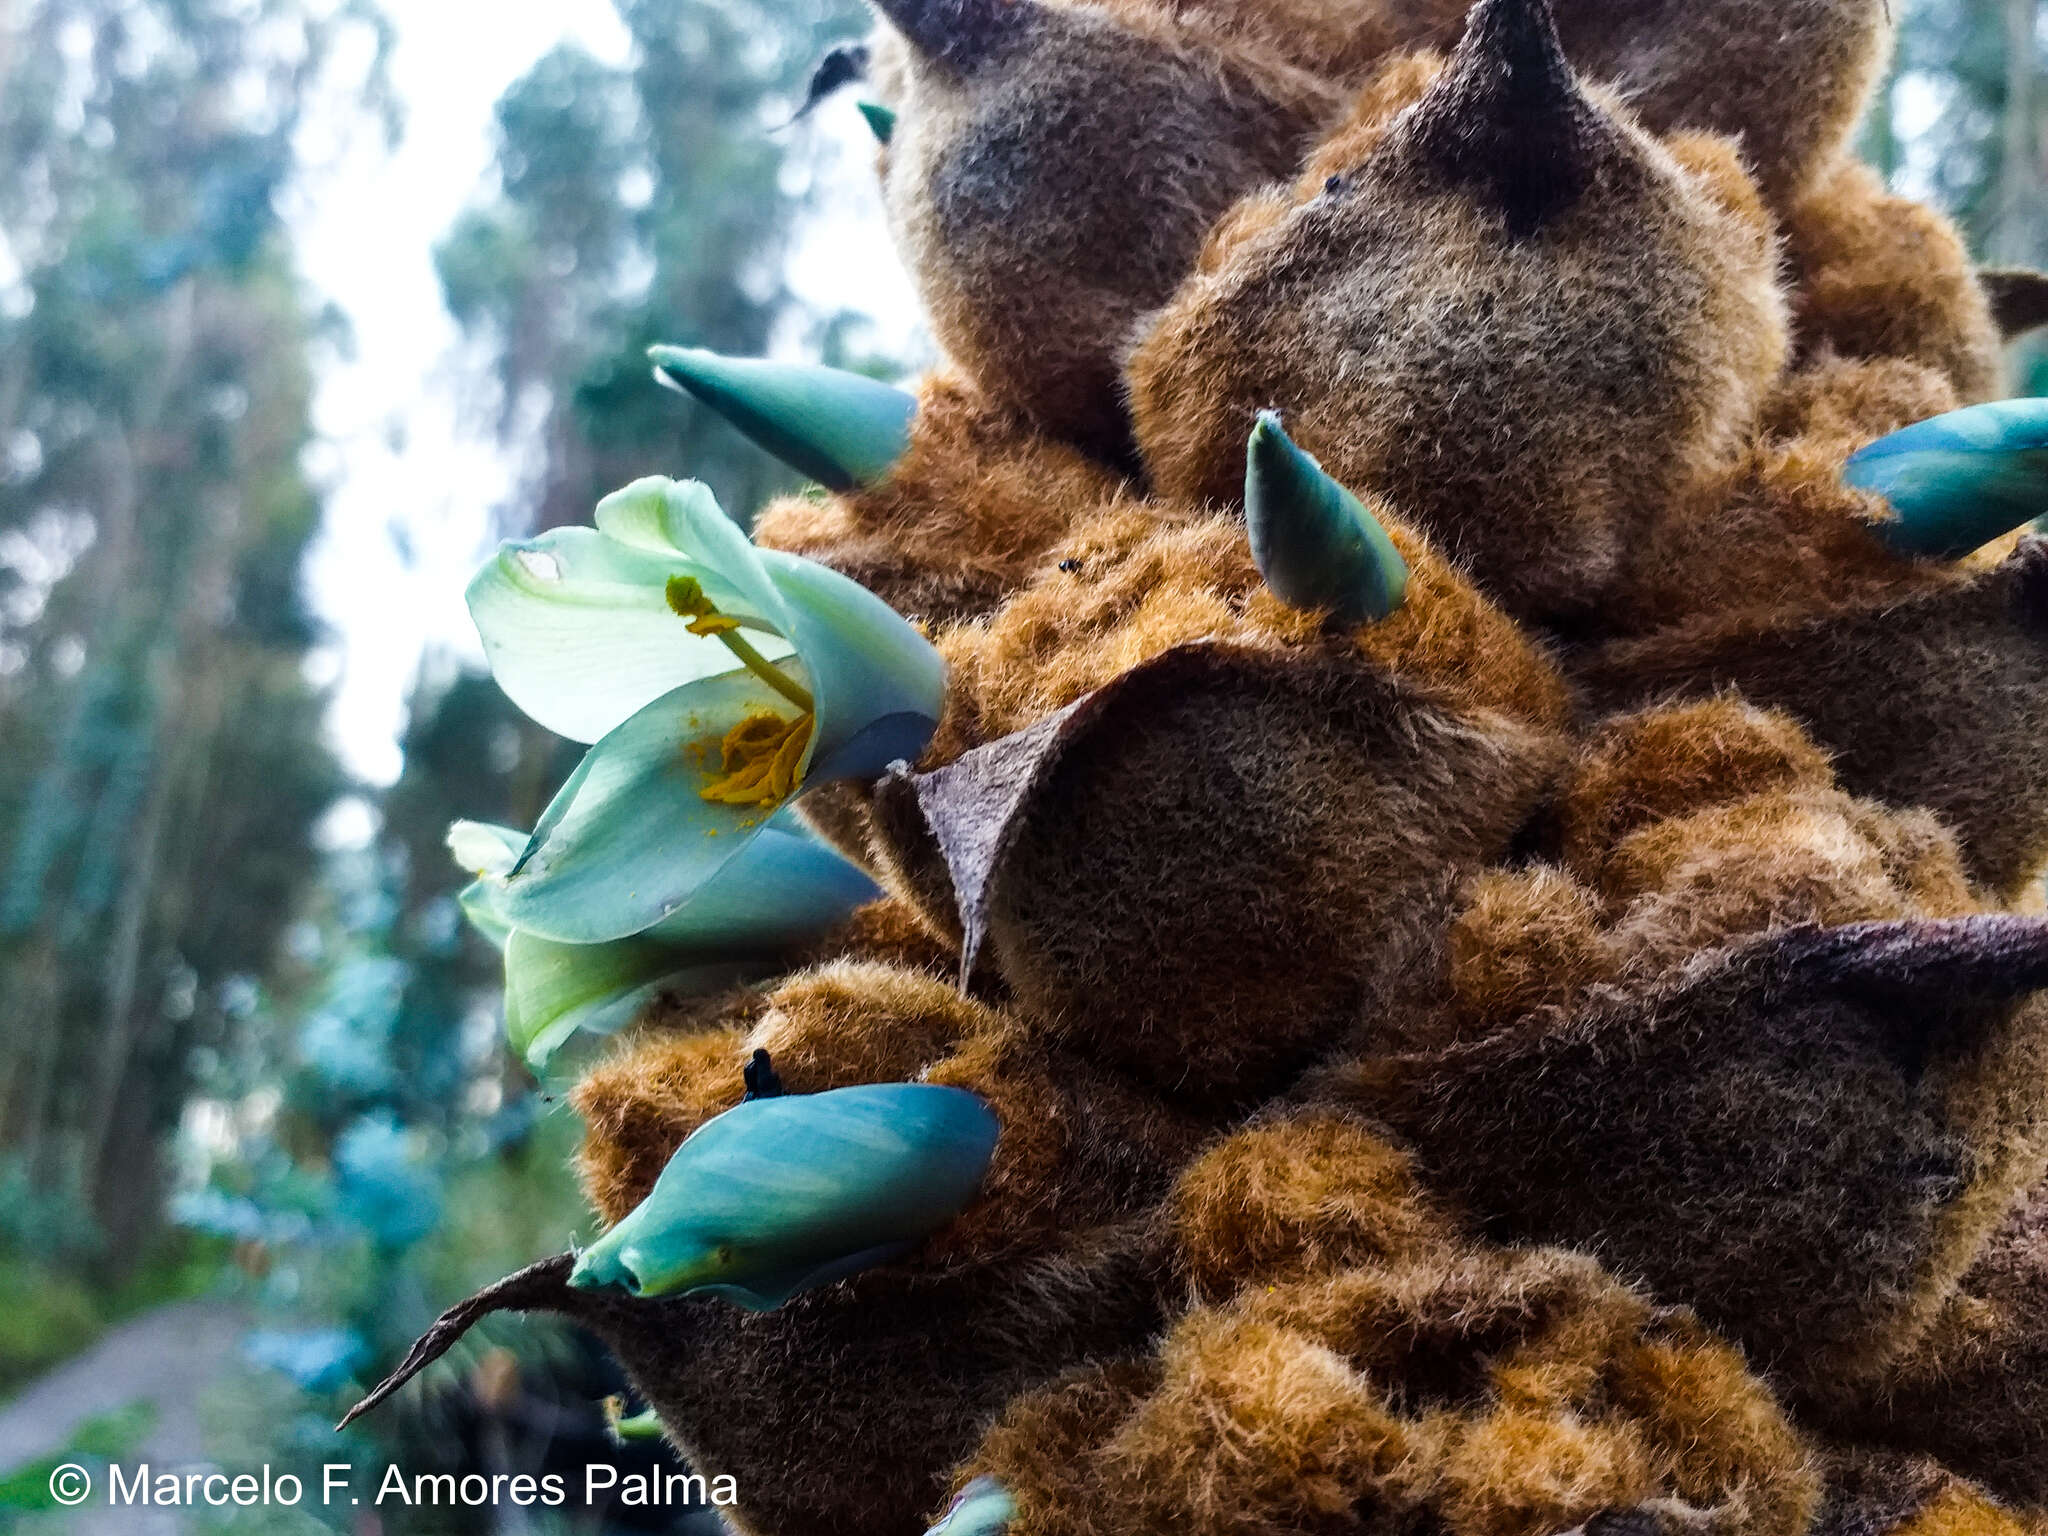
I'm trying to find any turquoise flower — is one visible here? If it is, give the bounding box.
[451,475,943,1063]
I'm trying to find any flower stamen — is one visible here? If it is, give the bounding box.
[666,575,815,712]
[699,711,815,807]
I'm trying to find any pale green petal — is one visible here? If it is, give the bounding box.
[457,879,514,953]
[447,821,526,878]
[500,819,881,1067]
[465,525,792,744]
[762,550,946,780]
[592,477,793,633]
[503,929,761,1068]
[569,1083,998,1309]
[479,667,813,944]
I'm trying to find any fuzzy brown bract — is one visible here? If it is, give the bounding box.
[865,0,1343,459]
[962,1243,1819,1536]
[1828,1176,2048,1508]
[1576,540,2048,902]
[1334,915,2048,1405]
[861,500,1570,1102]
[1125,0,1788,623]
[751,371,1131,627]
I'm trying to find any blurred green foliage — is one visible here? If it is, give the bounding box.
[0,0,392,1281]
[434,0,872,530]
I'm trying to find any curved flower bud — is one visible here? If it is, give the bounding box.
[928,1479,1016,1536]
[648,345,917,492]
[1245,412,1409,624]
[858,101,897,144]
[569,1083,998,1309]
[1846,398,2048,559]
[467,479,941,945]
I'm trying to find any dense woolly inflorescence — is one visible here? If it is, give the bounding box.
[349,0,2048,1533]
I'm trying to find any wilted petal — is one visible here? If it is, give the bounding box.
[466,524,793,744]
[569,1083,998,1309]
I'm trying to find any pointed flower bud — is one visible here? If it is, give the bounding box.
[569,1083,999,1310]
[858,101,897,144]
[1846,398,2048,559]
[648,345,917,492]
[1244,412,1409,624]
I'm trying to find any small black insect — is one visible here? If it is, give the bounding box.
[1059,558,1083,573]
[742,1048,786,1101]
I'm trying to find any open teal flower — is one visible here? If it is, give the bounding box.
[463,476,943,949]
[451,809,879,1068]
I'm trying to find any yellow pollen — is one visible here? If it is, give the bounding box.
[698,711,814,808]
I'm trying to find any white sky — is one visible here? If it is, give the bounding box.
[284,0,924,787]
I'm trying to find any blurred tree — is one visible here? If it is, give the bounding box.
[0,0,393,1274]
[435,0,870,535]
[1878,0,2046,255]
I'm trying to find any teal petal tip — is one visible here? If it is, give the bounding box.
[1244,411,1409,625]
[857,101,897,144]
[569,1083,998,1310]
[648,344,917,492]
[928,1478,1016,1536]
[1846,397,2048,559]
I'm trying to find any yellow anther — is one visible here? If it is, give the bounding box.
[699,712,815,808]
[665,575,712,619]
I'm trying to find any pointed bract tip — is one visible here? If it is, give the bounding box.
[868,0,1037,74]
[928,1478,1018,1536]
[1847,398,2048,559]
[1244,412,1408,625]
[647,344,917,492]
[858,100,898,144]
[1406,0,1600,236]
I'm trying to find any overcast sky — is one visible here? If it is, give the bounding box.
[284,1,923,790]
